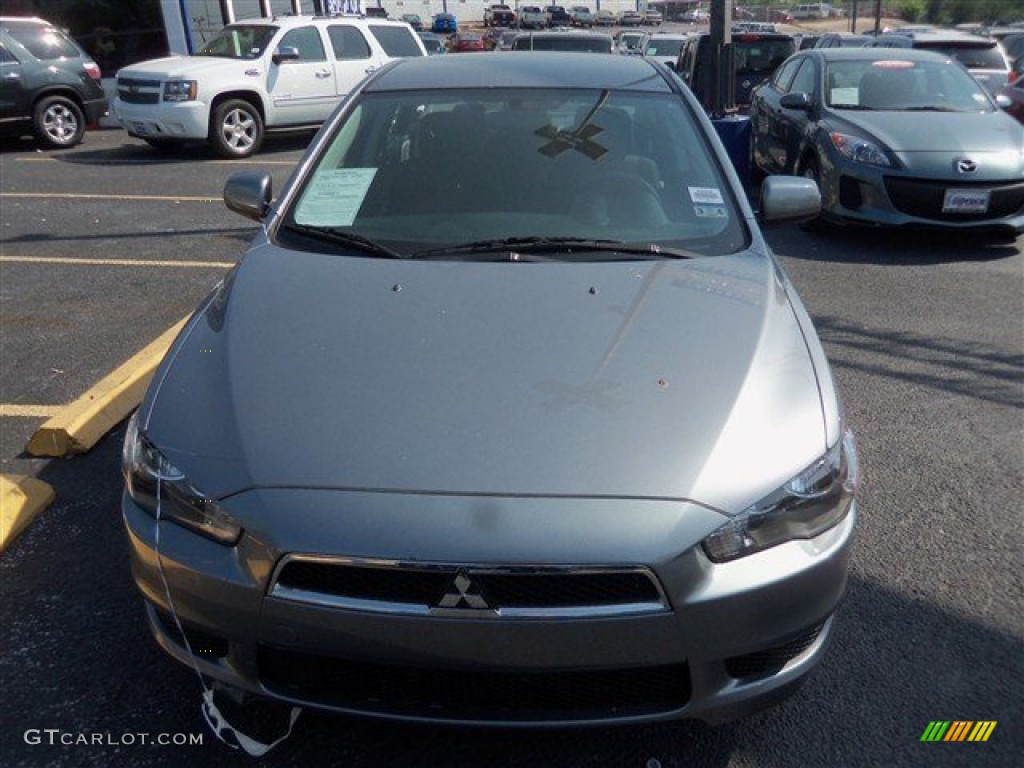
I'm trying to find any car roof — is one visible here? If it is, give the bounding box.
[880,30,1000,45]
[800,47,970,63]
[367,52,672,92]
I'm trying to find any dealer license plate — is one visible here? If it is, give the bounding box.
[942,188,989,214]
[131,122,149,136]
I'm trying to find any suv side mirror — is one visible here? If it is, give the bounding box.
[272,46,300,65]
[780,92,812,110]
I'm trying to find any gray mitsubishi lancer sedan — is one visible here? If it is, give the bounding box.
[122,52,859,726]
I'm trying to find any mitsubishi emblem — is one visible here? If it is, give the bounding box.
[436,570,491,610]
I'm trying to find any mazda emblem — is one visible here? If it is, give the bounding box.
[956,159,978,174]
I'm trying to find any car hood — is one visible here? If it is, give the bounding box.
[117,55,254,79]
[144,245,828,513]
[834,109,1024,156]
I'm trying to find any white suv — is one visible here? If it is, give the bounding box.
[113,14,425,157]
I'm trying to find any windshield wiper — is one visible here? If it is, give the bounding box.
[900,105,970,112]
[410,237,697,260]
[281,223,406,259]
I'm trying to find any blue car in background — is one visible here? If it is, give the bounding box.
[432,13,457,33]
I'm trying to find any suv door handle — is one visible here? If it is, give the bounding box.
[364,65,377,74]
[315,69,331,78]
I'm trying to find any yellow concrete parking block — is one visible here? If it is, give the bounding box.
[25,317,189,457]
[0,474,55,552]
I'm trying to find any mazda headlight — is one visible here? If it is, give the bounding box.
[829,132,893,167]
[702,430,858,563]
[123,411,241,545]
[163,80,197,102]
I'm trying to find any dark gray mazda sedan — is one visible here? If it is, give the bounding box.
[123,53,858,726]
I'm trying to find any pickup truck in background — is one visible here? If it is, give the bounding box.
[484,5,517,27]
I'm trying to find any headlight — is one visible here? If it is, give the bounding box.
[162,80,197,102]
[122,411,241,545]
[702,430,858,563]
[828,131,893,168]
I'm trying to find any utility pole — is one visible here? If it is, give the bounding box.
[708,0,734,117]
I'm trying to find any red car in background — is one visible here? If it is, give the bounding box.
[449,32,486,52]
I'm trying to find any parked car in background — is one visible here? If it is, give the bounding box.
[0,15,108,148]
[520,6,547,29]
[815,33,872,48]
[432,13,458,34]
[614,29,647,55]
[619,10,644,27]
[570,6,595,27]
[496,29,520,50]
[594,9,617,26]
[679,9,710,23]
[770,9,794,23]
[864,30,1011,94]
[483,5,516,27]
[643,9,664,26]
[675,32,796,114]
[125,50,856,730]
[996,77,1024,123]
[113,14,426,158]
[482,27,507,50]
[401,14,423,32]
[511,30,613,52]
[545,6,573,28]
[448,32,486,52]
[418,31,446,55]
[750,48,1024,237]
[643,33,687,69]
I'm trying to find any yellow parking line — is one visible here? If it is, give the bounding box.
[25,317,189,457]
[0,256,235,269]
[1,474,56,552]
[0,405,64,418]
[0,192,217,202]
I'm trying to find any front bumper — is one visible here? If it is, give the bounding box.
[113,98,210,141]
[124,488,856,726]
[816,154,1024,235]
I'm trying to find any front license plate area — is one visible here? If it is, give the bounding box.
[131,121,149,136]
[942,188,990,214]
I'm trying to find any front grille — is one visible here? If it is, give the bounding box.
[258,645,690,721]
[270,557,669,617]
[117,78,161,104]
[724,620,826,680]
[884,177,1024,222]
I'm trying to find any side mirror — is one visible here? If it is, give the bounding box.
[780,92,812,110]
[224,171,272,222]
[272,46,300,65]
[993,93,1012,110]
[759,176,821,225]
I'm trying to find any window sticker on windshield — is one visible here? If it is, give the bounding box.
[694,205,728,219]
[688,187,724,205]
[294,168,378,226]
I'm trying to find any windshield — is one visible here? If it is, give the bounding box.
[826,59,995,111]
[734,39,795,74]
[281,88,746,259]
[197,24,277,59]
[645,39,685,57]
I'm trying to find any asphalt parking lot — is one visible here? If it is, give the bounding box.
[1,126,1021,767]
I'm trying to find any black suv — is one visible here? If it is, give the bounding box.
[673,32,796,114]
[0,16,108,148]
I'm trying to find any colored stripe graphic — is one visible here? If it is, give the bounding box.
[921,721,997,742]
[968,722,997,742]
[921,721,949,741]
[944,721,973,741]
